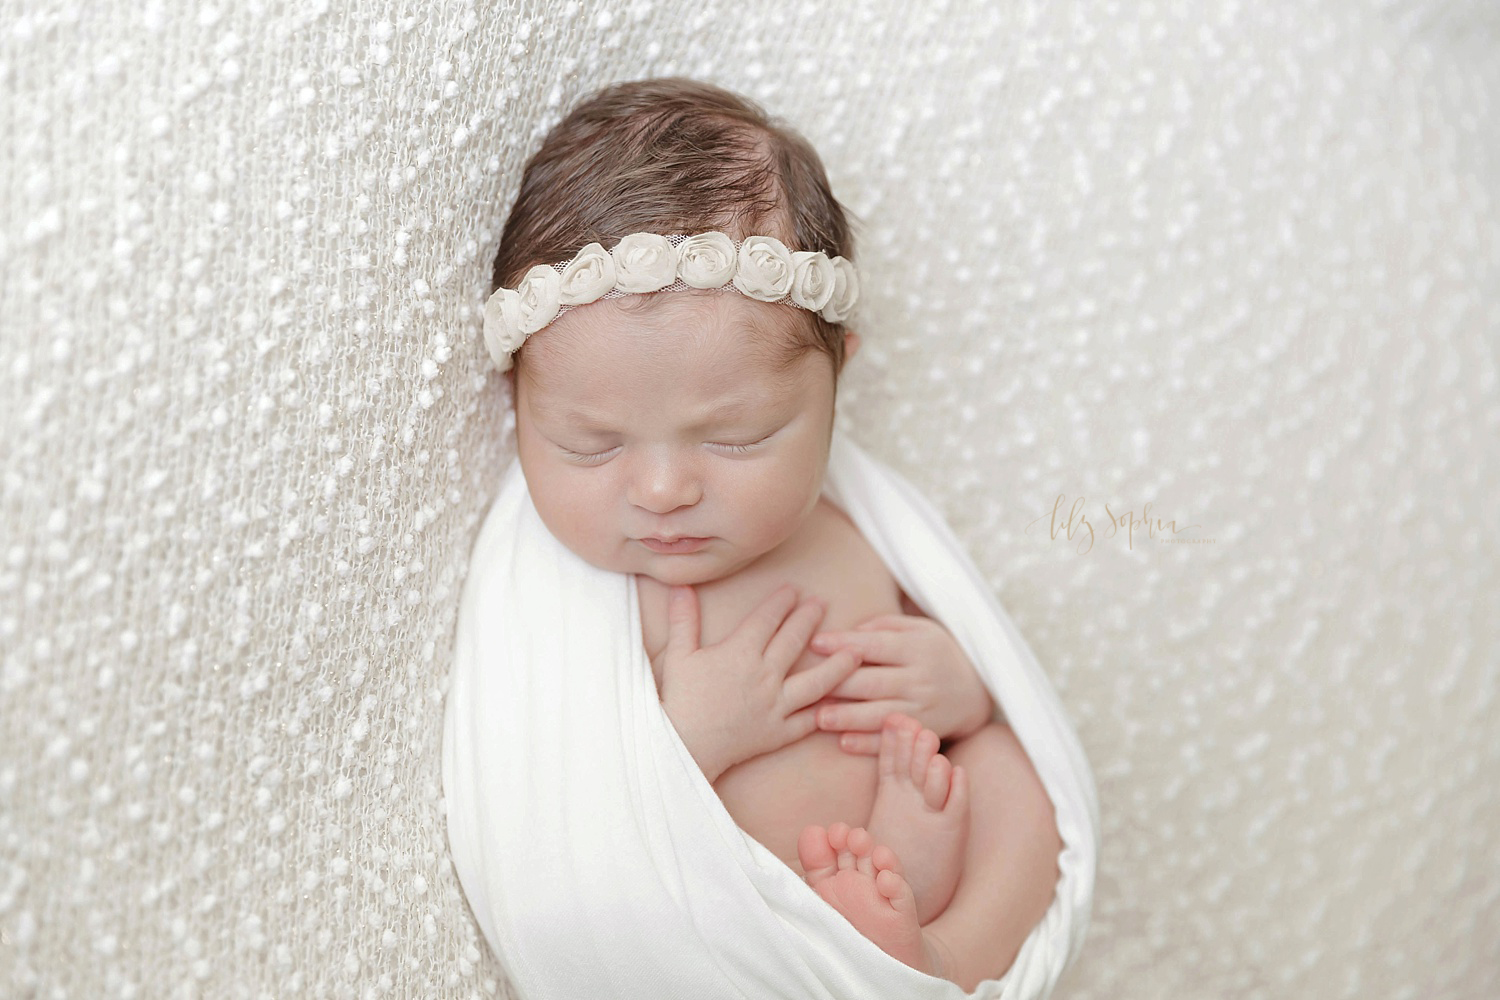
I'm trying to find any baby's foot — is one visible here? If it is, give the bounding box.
[864,713,971,925]
[797,822,934,975]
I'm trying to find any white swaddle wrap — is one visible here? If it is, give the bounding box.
[442,429,1100,999]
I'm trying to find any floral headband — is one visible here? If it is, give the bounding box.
[482,231,860,373]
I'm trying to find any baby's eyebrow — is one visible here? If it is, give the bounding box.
[545,392,771,432]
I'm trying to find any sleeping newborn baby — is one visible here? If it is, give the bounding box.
[484,77,1062,990]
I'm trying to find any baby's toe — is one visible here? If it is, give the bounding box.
[871,843,904,875]
[874,867,918,916]
[847,826,876,875]
[797,825,838,881]
[948,764,970,818]
[910,727,941,785]
[880,715,918,780]
[922,753,953,811]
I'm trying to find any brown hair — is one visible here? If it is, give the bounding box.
[492,77,858,379]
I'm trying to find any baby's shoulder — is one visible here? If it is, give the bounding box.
[797,496,908,622]
[800,495,881,575]
[813,500,927,616]
[725,495,900,629]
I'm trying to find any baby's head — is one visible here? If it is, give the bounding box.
[488,77,861,586]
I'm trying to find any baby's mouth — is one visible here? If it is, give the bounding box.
[638,536,711,554]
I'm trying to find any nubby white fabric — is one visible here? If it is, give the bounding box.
[442,430,1098,999]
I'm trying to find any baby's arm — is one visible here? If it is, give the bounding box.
[808,588,996,755]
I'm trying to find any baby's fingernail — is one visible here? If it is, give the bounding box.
[810,635,830,650]
[818,708,835,728]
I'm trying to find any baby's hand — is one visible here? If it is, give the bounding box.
[808,614,995,755]
[659,583,862,783]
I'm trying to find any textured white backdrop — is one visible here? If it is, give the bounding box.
[2,0,1497,997]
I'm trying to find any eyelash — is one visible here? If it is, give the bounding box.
[562,438,765,465]
[561,447,618,466]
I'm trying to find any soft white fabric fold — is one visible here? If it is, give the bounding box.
[442,429,1100,999]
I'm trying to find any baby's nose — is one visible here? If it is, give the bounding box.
[628,452,703,513]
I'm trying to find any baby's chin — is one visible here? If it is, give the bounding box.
[554,538,737,586]
[567,535,784,586]
[630,556,743,588]
[622,545,766,588]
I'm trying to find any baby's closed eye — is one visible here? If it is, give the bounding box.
[560,445,621,465]
[707,433,772,455]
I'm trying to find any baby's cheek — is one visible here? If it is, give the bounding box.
[550,478,600,524]
[527,475,610,562]
[740,469,819,545]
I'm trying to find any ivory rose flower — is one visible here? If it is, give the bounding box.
[558,242,616,305]
[789,251,836,312]
[675,231,736,288]
[821,255,860,322]
[483,287,525,371]
[611,233,677,293]
[517,263,562,334]
[732,235,795,302]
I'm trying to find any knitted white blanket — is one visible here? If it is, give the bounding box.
[441,429,1099,999]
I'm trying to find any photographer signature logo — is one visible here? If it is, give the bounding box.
[1026,494,1213,554]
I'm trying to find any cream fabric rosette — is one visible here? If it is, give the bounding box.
[731,235,796,301]
[482,288,526,372]
[822,255,859,322]
[612,232,678,293]
[558,242,617,305]
[675,231,737,288]
[789,250,836,313]
[482,263,561,373]
[517,264,562,334]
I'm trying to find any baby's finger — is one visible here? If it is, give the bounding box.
[851,614,929,632]
[664,585,702,658]
[836,732,882,756]
[785,703,826,743]
[808,629,907,663]
[826,665,905,702]
[731,583,804,650]
[763,597,828,667]
[816,698,910,734]
[783,649,861,712]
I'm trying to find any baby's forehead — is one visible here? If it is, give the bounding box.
[522,291,802,385]
[613,288,797,344]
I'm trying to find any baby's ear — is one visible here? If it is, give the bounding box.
[842,329,862,368]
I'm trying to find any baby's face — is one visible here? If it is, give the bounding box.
[513,291,842,587]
